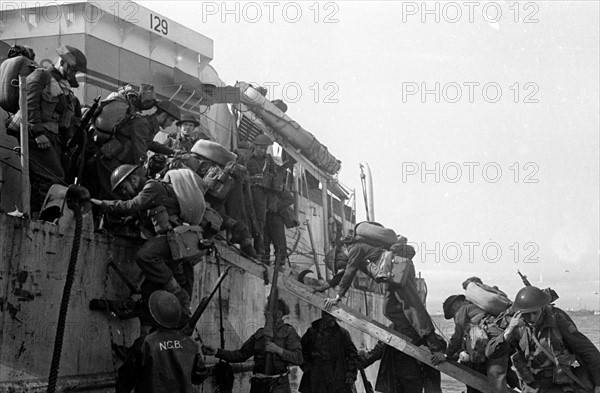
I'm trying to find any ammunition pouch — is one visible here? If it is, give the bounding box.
[167,225,204,260]
[553,353,577,386]
[201,207,223,235]
[204,166,235,201]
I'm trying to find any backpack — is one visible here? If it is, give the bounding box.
[0,55,38,113]
[91,92,134,143]
[162,168,207,225]
[368,250,412,286]
[465,323,489,364]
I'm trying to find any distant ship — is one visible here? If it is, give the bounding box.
[566,309,596,316]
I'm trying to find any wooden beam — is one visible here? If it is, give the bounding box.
[213,242,500,393]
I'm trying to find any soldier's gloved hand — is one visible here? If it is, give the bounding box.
[201,344,217,356]
[503,311,523,340]
[35,134,50,150]
[323,296,341,311]
[430,351,446,366]
[344,376,355,385]
[265,342,284,355]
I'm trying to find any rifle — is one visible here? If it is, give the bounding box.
[181,265,231,336]
[517,270,531,286]
[264,265,280,375]
[66,96,101,183]
[358,366,374,393]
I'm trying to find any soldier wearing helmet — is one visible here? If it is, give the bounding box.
[91,165,192,334]
[116,290,208,393]
[24,45,87,214]
[203,298,303,393]
[161,114,212,153]
[242,134,293,265]
[486,286,600,393]
[91,97,181,199]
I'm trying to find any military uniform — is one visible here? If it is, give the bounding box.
[115,327,207,393]
[299,318,358,393]
[100,179,192,323]
[486,306,600,393]
[361,321,425,393]
[216,321,303,393]
[26,65,75,212]
[346,242,444,352]
[244,151,289,262]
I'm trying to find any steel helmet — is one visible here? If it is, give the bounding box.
[512,286,551,313]
[56,45,87,73]
[443,294,466,320]
[110,164,139,191]
[155,100,181,121]
[148,290,181,328]
[252,134,273,146]
[176,113,200,127]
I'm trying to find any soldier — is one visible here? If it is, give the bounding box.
[167,139,257,257]
[323,237,447,369]
[92,99,180,199]
[360,322,426,393]
[299,310,358,393]
[161,113,212,152]
[243,134,290,264]
[202,299,303,393]
[25,45,86,214]
[486,286,600,393]
[90,164,191,333]
[115,290,208,393]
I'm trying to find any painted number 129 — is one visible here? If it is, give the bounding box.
[150,13,168,36]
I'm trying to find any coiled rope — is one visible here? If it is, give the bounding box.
[46,188,84,393]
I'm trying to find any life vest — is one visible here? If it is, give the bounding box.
[354,221,397,250]
[162,168,207,226]
[465,281,512,316]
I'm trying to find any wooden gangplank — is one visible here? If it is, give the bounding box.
[214,242,495,393]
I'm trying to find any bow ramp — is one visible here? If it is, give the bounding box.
[214,242,498,393]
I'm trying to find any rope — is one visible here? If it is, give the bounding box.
[46,194,83,393]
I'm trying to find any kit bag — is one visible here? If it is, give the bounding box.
[0,55,37,113]
[167,225,204,260]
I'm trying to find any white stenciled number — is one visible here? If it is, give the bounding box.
[150,13,168,35]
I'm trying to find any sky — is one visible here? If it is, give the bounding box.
[9,0,598,312]
[135,0,599,312]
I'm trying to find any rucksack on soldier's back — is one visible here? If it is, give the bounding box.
[162,168,207,226]
[0,55,38,114]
